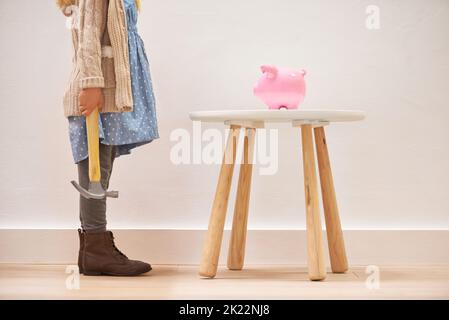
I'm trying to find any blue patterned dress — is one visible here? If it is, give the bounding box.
[68,0,159,163]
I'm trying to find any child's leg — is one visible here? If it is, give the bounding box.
[76,144,152,276]
[77,143,116,233]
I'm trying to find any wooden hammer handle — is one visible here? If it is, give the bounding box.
[86,108,101,182]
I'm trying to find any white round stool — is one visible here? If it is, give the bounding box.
[189,109,365,281]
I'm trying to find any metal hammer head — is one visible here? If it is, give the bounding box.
[71,180,119,200]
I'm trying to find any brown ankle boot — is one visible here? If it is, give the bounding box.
[77,229,85,274]
[82,231,152,276]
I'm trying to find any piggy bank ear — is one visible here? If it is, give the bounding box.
[261,65,278,79]
[300,69,307,76]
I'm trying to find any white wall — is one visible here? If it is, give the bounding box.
[0,0,448,230]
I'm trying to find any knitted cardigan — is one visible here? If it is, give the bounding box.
[58,0,137,117]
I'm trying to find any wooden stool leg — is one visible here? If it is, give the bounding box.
[199,125,241,278]
[301,125,327,281]
[314,126,348,273]
[227,127,256,270]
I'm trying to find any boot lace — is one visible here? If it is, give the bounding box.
[110,234,128,259]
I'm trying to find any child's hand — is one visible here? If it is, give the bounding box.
[79,88,104,116]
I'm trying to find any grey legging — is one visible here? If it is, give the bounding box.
[77,143,117,233]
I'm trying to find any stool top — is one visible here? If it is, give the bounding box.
[189,109,365,123]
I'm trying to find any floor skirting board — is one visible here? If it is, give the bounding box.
[0,229,448,265]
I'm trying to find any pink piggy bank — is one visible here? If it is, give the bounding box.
[253,65,307,110]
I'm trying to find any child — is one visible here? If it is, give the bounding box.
[57,0,159,276]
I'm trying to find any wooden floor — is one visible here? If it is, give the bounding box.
[0,264,448,300]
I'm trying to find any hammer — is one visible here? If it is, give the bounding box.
[71,108,119,200]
